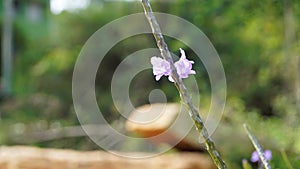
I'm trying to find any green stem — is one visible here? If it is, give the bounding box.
[243,124,272,169]
[141,0,227,168]
[280,149,294,169]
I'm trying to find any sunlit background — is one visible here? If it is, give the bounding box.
[50,0,91,15]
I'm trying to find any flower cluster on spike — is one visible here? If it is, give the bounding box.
[150,48,196,82]
[251,150,272,163]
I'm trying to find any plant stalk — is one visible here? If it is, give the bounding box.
[141,0,227,168]
[243,124,272,169]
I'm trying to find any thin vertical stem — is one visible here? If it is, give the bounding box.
[2,0,14,96]
[141,0,227,168]
[280,149,294,169]
[284,0,300,119]
[243,124,272,169]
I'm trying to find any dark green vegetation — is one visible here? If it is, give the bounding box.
[0,0,299,168]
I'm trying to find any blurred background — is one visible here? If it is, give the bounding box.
[0,0,299,168]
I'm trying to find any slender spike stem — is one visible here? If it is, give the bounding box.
[141,0,227,168]
[280,149,294,169]
[243,124,272,169]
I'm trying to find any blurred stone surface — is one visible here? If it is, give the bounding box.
[0,146,216,169]
[126,103,204,151]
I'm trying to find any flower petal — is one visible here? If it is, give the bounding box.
[168,75,174,82]
[251,151,259,162]
[264,150,272,161]
[174,48,196,79]
[151,56,171,81]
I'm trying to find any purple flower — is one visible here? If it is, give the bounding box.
[150,56,171,81]
[151,48,195,82]
[175,48,196,78]
[251,150,272,163]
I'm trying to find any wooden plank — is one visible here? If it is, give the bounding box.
[0,146,216,169]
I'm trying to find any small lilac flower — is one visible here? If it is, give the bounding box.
[151,48,195,82]
[251,150,272,163]
[150,56,171,81]
[175,48,196,78]
[264,150,272,160]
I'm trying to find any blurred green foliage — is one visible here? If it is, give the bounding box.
[0,0,299,168]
